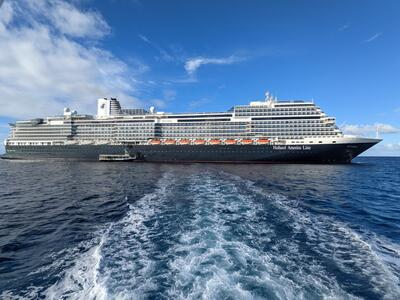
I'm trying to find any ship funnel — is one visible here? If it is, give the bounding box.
[97,97,121,117]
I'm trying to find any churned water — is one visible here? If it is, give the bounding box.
[0,157,399,299]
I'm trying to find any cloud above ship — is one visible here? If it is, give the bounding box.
[338,23,350,31]
[46,1,111,39]
[364,32,383,43]
[138,34,175,62]
[363,142,400,156]
[0,0,143,118]
[184,56,244,75]
[342,123,399,136]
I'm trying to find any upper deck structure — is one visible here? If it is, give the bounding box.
[3,92,380,163]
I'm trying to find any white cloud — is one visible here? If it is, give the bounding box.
[364,32,382,43]
[138,34,151,43]
[138,34,174,62]
[0,0,144,119]
[362,142,400,156]
[48,1,110,38]
[188,97,211,110]
[383,143,400,150]
[342,123,400,136]
[184,56,243,75]
[338,24,350,31]
[0,1,12,25]
[169,76,198,84]
[147,89,176,109]
[150,99,167,109]
[163,89,176,101]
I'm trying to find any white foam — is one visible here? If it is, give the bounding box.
[1,286,42,300]
[44,233,108,300]
[42,171,176,299]
[98,172,177,297]
[165,174,295,299]
[163,172,400,299]
[223,171,400,298]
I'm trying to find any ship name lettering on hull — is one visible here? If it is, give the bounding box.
[273,145,312,151]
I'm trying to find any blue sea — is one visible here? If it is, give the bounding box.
[0,157,399,299]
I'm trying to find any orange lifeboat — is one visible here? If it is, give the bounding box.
[179,139,191,145]
[258,138,270,144]
[241,139,254,145]
[194,139,206,145]
[149,139,161,145]
[164,139,176,145]
[209,139,221,145]
[225,139,237,145]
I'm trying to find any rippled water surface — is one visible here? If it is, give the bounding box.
[0,157,399,299]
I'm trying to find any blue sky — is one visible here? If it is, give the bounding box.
[0,0,399,155]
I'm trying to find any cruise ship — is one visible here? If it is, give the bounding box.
[2,92,380,163]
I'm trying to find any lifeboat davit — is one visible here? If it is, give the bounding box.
[225,139,237,145]
[149,139,161,145]
[179,139,191,145]
[194,139,206,145]
[241,139,254,145]
[209,139,221,145]
[258,138,270,144]
[164,139,176,145]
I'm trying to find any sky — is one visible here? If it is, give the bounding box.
[0,0,399,155]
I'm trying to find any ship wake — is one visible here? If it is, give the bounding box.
[3,168,399,299]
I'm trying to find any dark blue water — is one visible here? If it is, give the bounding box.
[0,157,399,299]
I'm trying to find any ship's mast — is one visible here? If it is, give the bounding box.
[376,124,380,139]
[265,90,276,107]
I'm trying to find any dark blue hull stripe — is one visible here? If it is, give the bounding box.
[2,143,377,163]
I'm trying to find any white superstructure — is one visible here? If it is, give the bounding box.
[4,93,377,147]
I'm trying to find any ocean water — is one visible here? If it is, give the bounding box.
[0,157,399,300]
